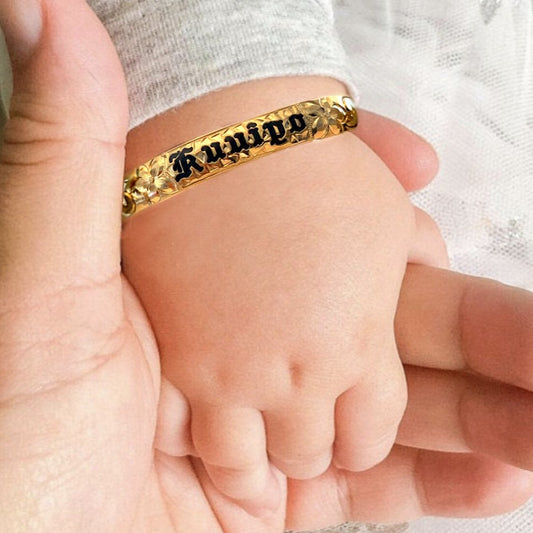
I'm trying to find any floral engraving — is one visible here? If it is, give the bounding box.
[123,96,358,216]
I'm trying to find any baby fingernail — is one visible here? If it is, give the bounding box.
[0,0,43,67]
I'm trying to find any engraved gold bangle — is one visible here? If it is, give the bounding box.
[123,95,358,217]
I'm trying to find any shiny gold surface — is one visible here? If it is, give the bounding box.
[123,95,358,216]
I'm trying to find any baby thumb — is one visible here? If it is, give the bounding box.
[0,0,128,296]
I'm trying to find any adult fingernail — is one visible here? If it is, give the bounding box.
[0,0,43,67]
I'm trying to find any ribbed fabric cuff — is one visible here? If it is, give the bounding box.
[88,0,358,129]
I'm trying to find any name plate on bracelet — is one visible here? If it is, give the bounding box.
[123,95,358,217]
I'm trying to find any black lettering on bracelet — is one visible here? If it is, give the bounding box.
[246,122,264,148]
[288,113,306,135]
[169,147,203,180]
[225,132,250,155]
[168,112,310,182]
[200,142,226,164]
[262,120,287,146]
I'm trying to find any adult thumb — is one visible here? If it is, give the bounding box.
[0,0,128,299]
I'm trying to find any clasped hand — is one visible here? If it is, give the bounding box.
[0,1,532,532]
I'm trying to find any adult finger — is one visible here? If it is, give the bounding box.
[397,365,533,470]
[0,0,129,406]
[0,0,128,303]
[396,264,533,390]
[286,446,533,530]
[352,109,440,192]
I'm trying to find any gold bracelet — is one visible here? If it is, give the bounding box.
[123,95,358,216]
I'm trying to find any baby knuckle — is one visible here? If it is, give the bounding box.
[284,358,346,397]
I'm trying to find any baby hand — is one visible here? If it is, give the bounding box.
[121,77,444,514]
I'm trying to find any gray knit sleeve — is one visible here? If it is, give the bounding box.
[87,0,357,129]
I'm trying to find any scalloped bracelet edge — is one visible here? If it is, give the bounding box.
[123,95,358,217]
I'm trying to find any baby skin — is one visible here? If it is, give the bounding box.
[121,76,446,515]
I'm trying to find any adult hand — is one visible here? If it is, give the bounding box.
[1,2,531,533]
